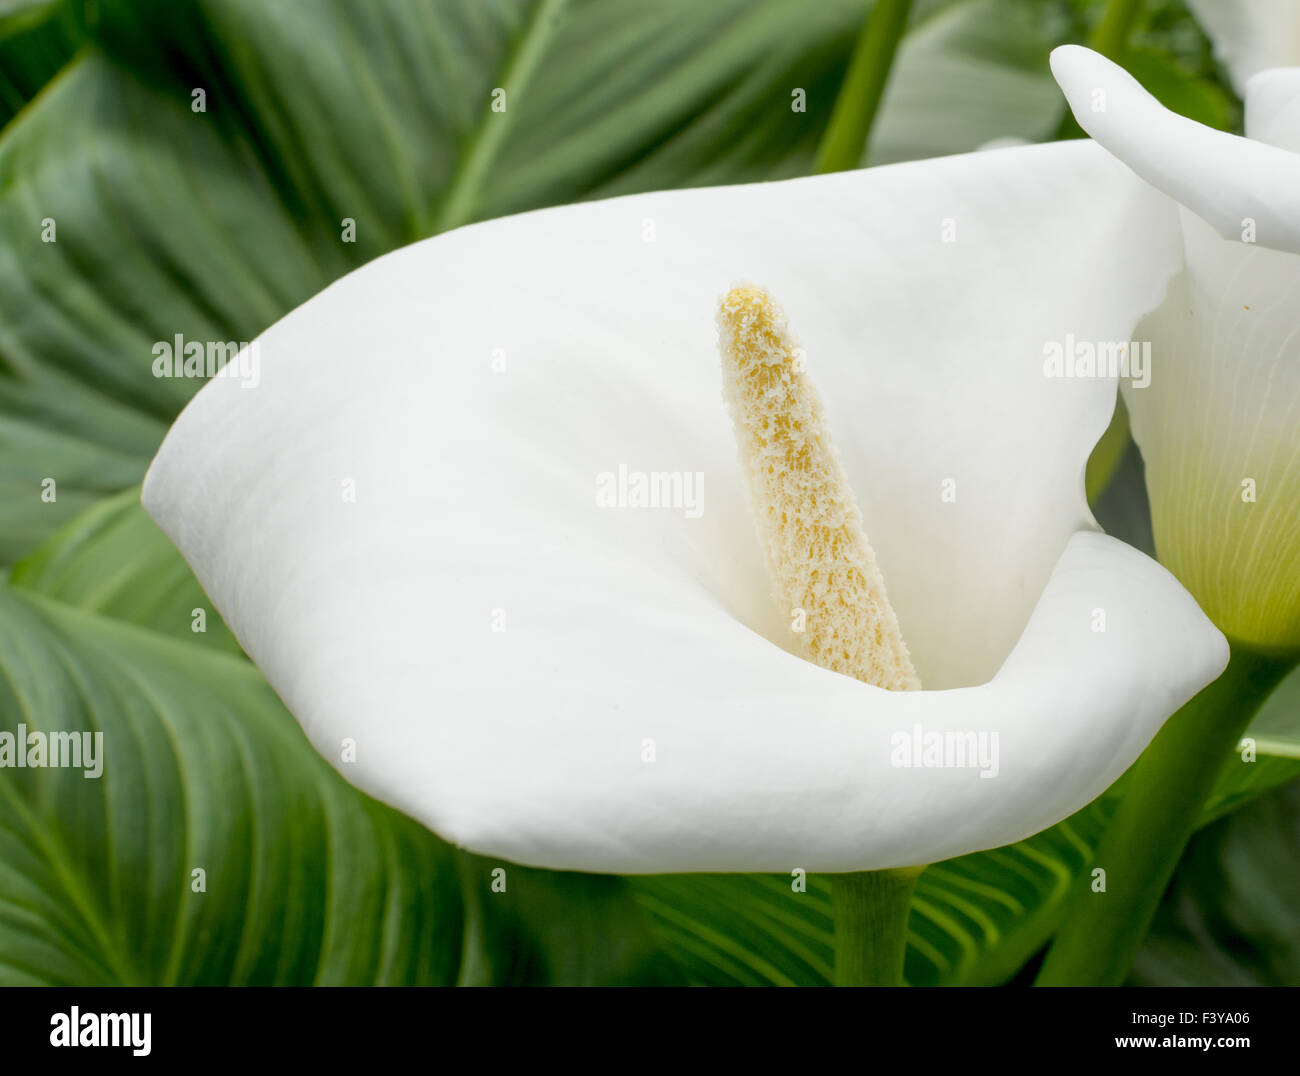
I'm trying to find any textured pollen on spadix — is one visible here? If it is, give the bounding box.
[716,283,920,692]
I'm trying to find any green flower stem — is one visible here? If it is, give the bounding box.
[1036,645,1295,986]
[813,0,913,174]
[1089,0,1144,59]
[1056,0,1144,139]
[832,866,923,985]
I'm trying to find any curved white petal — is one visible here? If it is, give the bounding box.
[1125,210,1300,651]
[1187,0,1300,93]
[144,144,1221,872]
[1052,44,1300,253]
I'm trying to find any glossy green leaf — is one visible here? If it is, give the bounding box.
[629,801,1113,986]
[1202,665,1300,822]
[1244,663,1300,761]
[456,852,681,986]
[0,0,82,127]
[9,486,241,655]
[1122,46,1237,132]
[630,873,835,987]
[1133,777,1300,986]
[1129,0,1243,129]
[0,54,324,564]
[871,0,1069,165]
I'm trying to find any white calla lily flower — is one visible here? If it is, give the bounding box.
[143,123,1227,874]
[1054,45,1300,653]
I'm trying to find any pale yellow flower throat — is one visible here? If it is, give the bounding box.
[717,284,920,692]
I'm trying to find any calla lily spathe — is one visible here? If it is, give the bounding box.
[143,91,1228,874]
[1054,46,1300,653]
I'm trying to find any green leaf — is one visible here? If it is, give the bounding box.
[1122,46,1237,132]
[0,55,326,564]
[0,0,82,127]
[869,0,1070,165]
[629,873,835,986]
[457,853,681,986]
[1243,662,1300,761]
[1132,778,1300,986]
[88,0,878,222]
[628,798,1113,986]
[813,0,914,172]
[1130,0,1244,127]
[1202,664,1300,822]
[0,586,678,985]
[9,486,242,655]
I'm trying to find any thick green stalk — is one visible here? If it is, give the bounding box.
[1090,0,1144,58]
[1036,646,1294,986]
[813,0,913,174]
[832,866,922,986]
[1056,0,1144,138]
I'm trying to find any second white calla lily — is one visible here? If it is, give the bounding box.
[1054,45,1300,652]
[143,113,1227,874]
